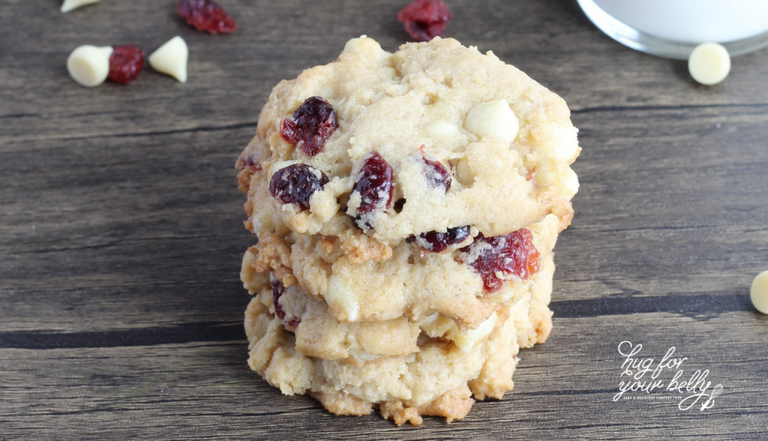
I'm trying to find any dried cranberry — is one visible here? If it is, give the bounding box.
[269,163,329,210]
[416,225,470,253]
[352,152,394,229]
[108,45,144,84]
[280,97,338,157]
[397,0,452,42]
[236,157,262,173]
[423,156,451,192]
[461,229,540,293]
[280,119,299,144]
[284,318,301,330]
[271,276,286,320]
[270,275,300,330]
[177,0,237,34]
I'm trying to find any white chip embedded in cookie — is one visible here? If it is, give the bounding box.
[464,99,519,144]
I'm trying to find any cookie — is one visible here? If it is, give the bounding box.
[236,37,579,245]
[241,241,556,360]
[243,213,560,333]
[244,285,552,426]
[236,35,580,425]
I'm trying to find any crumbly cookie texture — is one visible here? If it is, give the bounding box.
[237,36,579,425]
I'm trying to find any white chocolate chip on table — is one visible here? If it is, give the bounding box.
[149,36,189,83]
[750,271,768,314]
[60,0,99,13]
[67,45,113,87]
[688,42,731,86]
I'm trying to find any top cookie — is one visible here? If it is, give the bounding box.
[237,36,579,249]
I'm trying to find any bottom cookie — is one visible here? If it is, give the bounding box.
[244,290,552,425]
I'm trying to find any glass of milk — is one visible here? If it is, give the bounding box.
[577,0,768,59]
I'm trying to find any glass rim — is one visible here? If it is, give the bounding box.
[577,0,768,59]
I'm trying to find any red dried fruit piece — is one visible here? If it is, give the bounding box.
[352,152,394,229]
[284,318,301,330]
[461,229,541,293]
[354,152,395,213]
[397,0,452,42]
[280,119,299,143]
[108,45,145,84]
[177,0,237,34]
[269,163,329,210]
[236,156,262,173]
[280,97,338,157]
[424,157,451,192]
[271,276,286,320]
[271,275,300,331]
[419,147,451,192]
[415,225,470,253]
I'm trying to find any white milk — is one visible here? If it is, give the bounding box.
[592,0,768,43]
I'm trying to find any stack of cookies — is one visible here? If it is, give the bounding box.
[236,36,580,425]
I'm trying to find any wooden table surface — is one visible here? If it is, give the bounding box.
[2,0,767,439]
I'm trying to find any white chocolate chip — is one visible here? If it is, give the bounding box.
[560,166,580,196]
[149,36,188,83]
[455,157,475,186]
[552,126,580,162]
[536,158,556,187]
[340,35,389,62]
[425,120,458,138]
[688,43,730,86]
[750,271,768,314]
[464,99,519,144]
[342,35,370,54]
[536,159,579,196]
[446,312,497,352]
[420,312,439,327]
[317,84,336,100]
[60,0,99,13]
[348,349,380,361]
[325,275,359,321]
[67,45,113,87]
[419,312,454,338]
[382,66,397,80]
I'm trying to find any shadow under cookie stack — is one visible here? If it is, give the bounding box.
[236,36,580,425]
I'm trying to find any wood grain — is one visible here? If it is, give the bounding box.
[1,0,767,439]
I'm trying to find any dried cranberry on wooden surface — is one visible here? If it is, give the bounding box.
[462,229,540,293]
[108,45,144,84]
[177,0,237,34]
[279,97,338,157]
[398,0,452,42]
